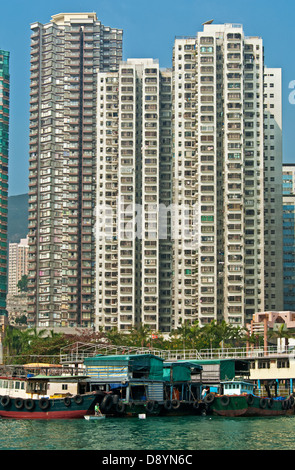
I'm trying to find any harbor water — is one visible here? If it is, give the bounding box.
[1,414,295,451]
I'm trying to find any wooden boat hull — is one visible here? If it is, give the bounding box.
[0,393,98,420]
[207,394,295,417]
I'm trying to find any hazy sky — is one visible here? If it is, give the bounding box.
[1,0,295,195]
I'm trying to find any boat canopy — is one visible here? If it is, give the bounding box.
[84,354,164,381]
[181,359,236,381]
[163,361,202,382]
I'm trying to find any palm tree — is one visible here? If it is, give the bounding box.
[268,324,295,353]
[2,326,25,362]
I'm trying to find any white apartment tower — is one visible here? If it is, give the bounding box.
[28,13,123,328]
[8,237,29,295]
[172,23,283,328]
[96,59,172,332]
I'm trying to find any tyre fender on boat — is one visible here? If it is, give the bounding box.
[64,397,71,407]
[171,399,181,409]
[25,398,35,410]
[39,397,50,410]
[246,394,254,405]
[282,399,289,410]
[193,400,199,410]
[14,398,24,409]
[220,395,230,406]
[267,398,274,408]
[101,394,113,412]
[289,395,295,407]
[146,400,154,412]
[1,395,11,407]
[204,393,215,405]
[259,398,267,409]
[74,395,83,405]
[164,399,172,410]
[116,401,125,414]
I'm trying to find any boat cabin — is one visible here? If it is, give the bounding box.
[84,354,165,403]
[0,364,90,400]
[163,361,203,401]
[221,380,255,396]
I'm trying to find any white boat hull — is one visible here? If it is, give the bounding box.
[84,415,105,420]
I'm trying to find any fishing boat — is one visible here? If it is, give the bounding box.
[204,379,295,417]
[160,361,206,416]
[84,354,167,417]
[0,364,99,419]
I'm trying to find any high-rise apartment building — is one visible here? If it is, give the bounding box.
[172,23,283,328]
[8,237,29,295]
[282,164,295,310]
[27,13,123,328]
[95,59,173,332]
[263,68,283,310]
[0,50,9,318]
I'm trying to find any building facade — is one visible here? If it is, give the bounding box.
[0,50,9,318]
[282,164,295,310]
[27,18,284,332]
[172,23,282,329]
[27,13,123,328]
[263,68,283,311]
[8,236,29,295]
[95,59,173,332]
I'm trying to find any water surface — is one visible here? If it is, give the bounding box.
[0,415,294,450]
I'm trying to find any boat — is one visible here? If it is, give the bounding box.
[0,364,100,419]
[159,361,207,416]
[84,354,168,417]
[84,414,106,420]
[204,379,295,417]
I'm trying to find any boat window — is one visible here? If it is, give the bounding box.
[15,381,20,390]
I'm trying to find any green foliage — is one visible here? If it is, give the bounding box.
[2,327,109,364]
[4,319,292,364]
[105,320,247,351]
[15,315,27,325]
[17,274,28,292]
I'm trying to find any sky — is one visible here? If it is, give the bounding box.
[1,0,295,196]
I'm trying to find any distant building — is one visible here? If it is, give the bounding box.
[8,236,29,295]
[6,293,28,325]
[282,164,295,310]
[0,50,9,320]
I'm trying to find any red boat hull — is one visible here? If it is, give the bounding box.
[0,394,98,419]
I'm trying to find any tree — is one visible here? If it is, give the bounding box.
[169,320,203,350]
[15,315,27,325]
[17,275,28,293]
[268,324,295,352]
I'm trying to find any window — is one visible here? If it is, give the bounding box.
[258,360,270,369]
[277,360,289,369]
